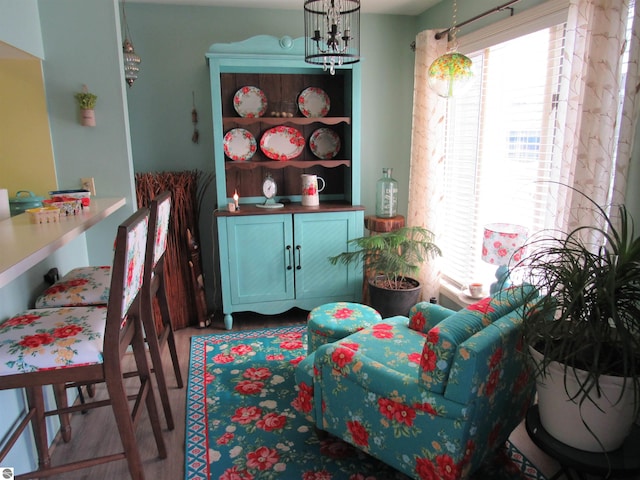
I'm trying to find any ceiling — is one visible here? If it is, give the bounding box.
[130,0,442,16]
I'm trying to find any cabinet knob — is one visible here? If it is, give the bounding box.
[296,245,302,270]
[286,245,293,270]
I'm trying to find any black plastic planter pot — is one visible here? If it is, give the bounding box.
[368,275,421,318]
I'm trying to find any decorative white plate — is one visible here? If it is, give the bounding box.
[297,87,330,117]
[309,128,341,159]
[260,126,305,161]
[233,86,267,118]
[223,128,257,161]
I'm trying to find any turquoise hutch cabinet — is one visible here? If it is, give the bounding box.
[206,35,364,329]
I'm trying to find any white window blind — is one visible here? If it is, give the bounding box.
[440,0,635,289]
[441,14,568,288]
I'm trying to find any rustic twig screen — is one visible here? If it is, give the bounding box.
[136,170,212,330]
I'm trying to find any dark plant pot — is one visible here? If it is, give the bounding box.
[368,275,421,318]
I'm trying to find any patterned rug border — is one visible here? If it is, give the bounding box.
[185,325,545,480]
[185,325,307,480]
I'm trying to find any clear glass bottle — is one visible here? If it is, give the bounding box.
[375,168,398,218]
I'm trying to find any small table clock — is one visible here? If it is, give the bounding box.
[256,173,284,209]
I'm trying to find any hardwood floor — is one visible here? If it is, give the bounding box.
[44,309,307,480]
[41,308,564,480]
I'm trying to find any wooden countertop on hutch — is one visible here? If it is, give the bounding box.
[215,202,365,217]
[0,197,126,289]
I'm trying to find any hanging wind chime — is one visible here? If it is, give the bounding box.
[122,0,141,87]
[427,0,473,98]
[191,91,199,144]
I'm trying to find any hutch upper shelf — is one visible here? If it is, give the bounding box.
[206,35,362,207]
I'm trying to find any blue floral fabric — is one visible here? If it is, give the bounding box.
[294,287,536,480]
[307,301,382,353]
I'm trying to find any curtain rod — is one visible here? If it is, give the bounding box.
[434,0,521,40]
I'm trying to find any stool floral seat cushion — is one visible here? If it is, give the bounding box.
[35,266,111,308]
[0,307,106,375]
[294,286,537,480]
[307,302,382,353]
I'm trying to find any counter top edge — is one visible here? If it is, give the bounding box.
[0,197,126,289]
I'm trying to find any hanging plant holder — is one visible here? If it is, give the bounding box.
[80,109,96,127]
[74,84,97,127]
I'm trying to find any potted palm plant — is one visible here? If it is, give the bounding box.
[513,189,640,452]
[329,226,441,318]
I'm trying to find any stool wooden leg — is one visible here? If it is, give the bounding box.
[157,284,183,389]
[143,291,175,431]
[105,376,146,480]
[26,386,51,469]
[131,322,167,460]
[145,323,175,431]
[52,383,72,442]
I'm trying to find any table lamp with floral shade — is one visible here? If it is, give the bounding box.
[482,223,528,294]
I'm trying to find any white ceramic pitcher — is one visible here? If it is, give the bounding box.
[301,174,325,207]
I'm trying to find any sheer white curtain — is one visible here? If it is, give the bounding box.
[552,0,636,237]
[406,30,448,301]
[408,0,639,290]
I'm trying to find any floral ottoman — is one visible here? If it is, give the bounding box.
[307,302,381,353]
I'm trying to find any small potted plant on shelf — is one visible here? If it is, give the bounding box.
[513,188,640,453]
[329,226,441,318]
[74,85,98,127]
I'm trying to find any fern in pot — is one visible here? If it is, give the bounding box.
[513,190,640,452]
[329,226,441,318]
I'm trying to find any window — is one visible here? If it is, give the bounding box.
[439,1,635,289]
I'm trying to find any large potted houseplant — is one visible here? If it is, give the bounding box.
[329,226,441,318]
[514,190,640,452]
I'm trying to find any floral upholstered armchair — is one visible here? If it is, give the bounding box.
[294,286,536,480]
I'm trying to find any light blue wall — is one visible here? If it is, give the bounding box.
[1,0,638,473]
[0,0,44,58]
[123,3,418,308]
[0,0,135,473]
[39,0,137,266]
[359,14,417,219]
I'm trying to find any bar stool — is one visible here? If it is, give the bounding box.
[0,207,166,479]
[35,192,182,431]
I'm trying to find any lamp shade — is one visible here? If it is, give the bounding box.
[428,52,473,98]
[482,223,528,267]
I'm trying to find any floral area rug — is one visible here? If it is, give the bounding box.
[185,325,546,480]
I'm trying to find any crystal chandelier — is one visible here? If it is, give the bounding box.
[304,0,360,75]
[122,0,141,87]
[427,0,473,98]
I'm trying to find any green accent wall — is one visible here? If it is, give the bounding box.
[122,4,418,309]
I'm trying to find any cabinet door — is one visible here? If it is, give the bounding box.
[226,214,294,305]
[293,211,361,300]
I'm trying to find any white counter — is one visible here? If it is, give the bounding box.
[0,197,126,288]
